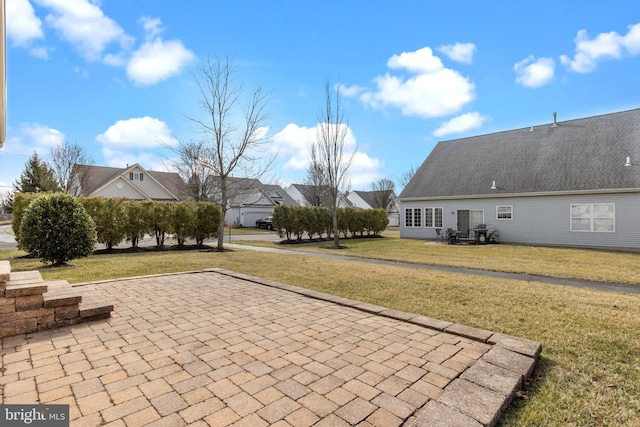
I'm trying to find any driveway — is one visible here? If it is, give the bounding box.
[1,270,538,426]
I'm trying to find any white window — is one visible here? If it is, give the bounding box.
[571,203,615,232]
[434,208,443,228]
[424,207,443,228]
[404,208,422,227]
[129,172,144,181]
[496,205,513,220]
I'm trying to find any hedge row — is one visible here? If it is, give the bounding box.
[272,205,388,241]
[13,193,221,249]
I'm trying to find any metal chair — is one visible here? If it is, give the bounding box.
[446,228,458,244]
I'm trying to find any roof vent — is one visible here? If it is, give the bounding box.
[491,180,497,190]
[529,126,534,132]
[625,156,632,167]
[552,112,558,127]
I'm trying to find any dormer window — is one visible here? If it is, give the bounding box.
[129,172,144,181]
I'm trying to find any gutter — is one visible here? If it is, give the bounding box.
[399,187,640,202]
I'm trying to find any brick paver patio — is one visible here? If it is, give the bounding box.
[0,269,540,426]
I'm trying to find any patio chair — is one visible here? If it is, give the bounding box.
[435,228,444,244]
[446,228,458,244]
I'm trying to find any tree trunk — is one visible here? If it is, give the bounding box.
[332,210,339,248]
[217,207,226,251]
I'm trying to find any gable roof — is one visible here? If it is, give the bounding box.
[401,108,640,199]
[74,164,190,201]
[212,177,297,207]
[262,184,298,206]
[351,190,396,209]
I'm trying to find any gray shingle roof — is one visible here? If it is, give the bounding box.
[262,184,298,206]
[352,190,396,209]
[400,108,640,199]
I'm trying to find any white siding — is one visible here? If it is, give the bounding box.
[347,193,369,209]
[95,179,147,200]
[225,207,274,227]
[285,186,308,206]
[400,192,640,249]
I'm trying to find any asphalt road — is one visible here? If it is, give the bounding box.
[0,225,280,250]
[0,225,16,249]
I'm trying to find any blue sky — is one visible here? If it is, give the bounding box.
[2,0,640,194]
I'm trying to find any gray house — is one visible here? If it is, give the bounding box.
[399,108,640,250]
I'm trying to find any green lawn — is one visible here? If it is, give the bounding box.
[227,227,276,235]
[2,246,639,426]
[241,234,640,284]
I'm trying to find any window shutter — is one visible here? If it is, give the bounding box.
[140,173,144,181]
[129,172,133,180]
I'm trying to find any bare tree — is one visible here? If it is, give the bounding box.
[310,82,357,248]
[397,165,417,191]
[370,178,396,212]
[49,142,94,195]
[171,139,217,201]
[302,144,332,207]
[174,57,272,251]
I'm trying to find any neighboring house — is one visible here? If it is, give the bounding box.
[285,183,329,207]
[347,190,400,226]
[73,164,190,201]
[224,178,297,227]
[285,183,351,208]
[399,108,640,250]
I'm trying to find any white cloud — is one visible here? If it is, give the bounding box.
[6,0,44,46]
[122,17,195,86]
[560,23,640,73]
[19,4,193,85]
[127,39,195,86]
[438,43,476,64]
[140,16,163,39]
[101,147,168,171]
[623,23,640,54]
[5,123,65,156]
[96,117,177,170]
[34,0,132,62]
[96,117,178,148]
[272,123,323,170]
[433,112,487,137]
[344,46,475,119]
[364,69,475,118]
[514,56,555,88]
[103,52,127,67]
[348,152,383,189]
[271,123,382,190]
[387,46,443,73]
[336,84,365,97]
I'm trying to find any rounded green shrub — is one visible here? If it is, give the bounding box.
[20,193,97,265]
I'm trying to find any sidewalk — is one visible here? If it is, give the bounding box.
[226,243,640,295]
